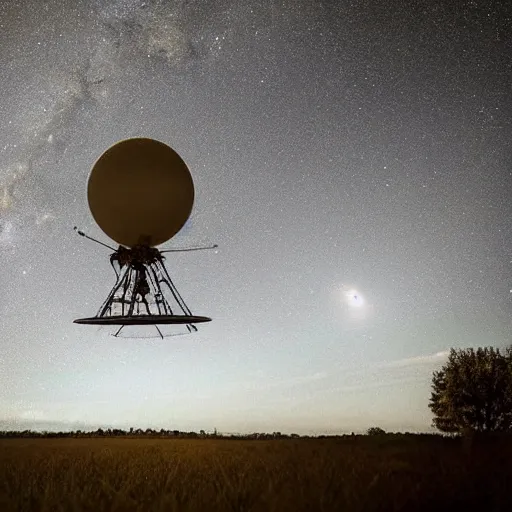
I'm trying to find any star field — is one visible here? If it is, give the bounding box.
[0,0,511,434]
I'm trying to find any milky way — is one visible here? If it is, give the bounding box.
[0,0,219,233]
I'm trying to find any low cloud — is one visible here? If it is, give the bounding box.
[373,351,449,369]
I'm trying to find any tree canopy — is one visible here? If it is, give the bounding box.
[429,346,512,434]
[366,427,386,436]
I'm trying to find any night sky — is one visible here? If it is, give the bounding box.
[1,0,511,434]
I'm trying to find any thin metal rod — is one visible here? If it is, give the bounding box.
[120,267,131,316]
[161,264,192,315]
[148,264,172,315]
[156,259,193,315]
[74,227,116,251]
[160,244,218,254]
[98,265,129,318]
[145,267,163,315]
[113,325,124,337]
[127,268,138,317]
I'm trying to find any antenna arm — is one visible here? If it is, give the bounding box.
[160,244,218,254]
[73,226,116,251]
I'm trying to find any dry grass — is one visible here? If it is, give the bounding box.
[1,435,511,511]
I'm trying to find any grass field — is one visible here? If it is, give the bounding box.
[1,435,511,511]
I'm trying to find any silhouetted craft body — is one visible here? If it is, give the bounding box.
[74,138,213,338]
[87,138,194,248]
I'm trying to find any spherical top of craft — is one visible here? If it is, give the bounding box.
[87,138,194,247]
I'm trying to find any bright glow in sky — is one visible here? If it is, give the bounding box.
[344,289,365,308]
[1,0,511,435]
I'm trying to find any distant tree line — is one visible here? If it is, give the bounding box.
[0,429,304,440]
[0,429,437,440]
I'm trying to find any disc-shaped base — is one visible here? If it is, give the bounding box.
[74,315,212,326]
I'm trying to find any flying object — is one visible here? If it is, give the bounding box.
[73,137,215,338]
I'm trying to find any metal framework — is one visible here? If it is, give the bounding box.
[73,227,214,338]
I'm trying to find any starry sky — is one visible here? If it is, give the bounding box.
[1,0,511,434]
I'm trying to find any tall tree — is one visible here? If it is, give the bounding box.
[429,347,512,433]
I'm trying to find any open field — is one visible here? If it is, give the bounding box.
[1,435,511,511]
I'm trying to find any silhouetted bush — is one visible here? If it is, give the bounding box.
[366,427,386,436]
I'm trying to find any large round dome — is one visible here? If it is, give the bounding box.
[87,138,194,247]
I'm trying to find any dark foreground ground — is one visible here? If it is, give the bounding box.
[1,435,511,511]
